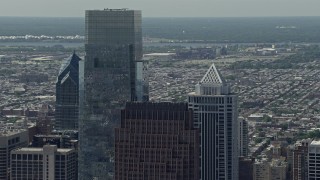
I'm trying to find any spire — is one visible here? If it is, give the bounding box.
[58,52,81,75]
[195,63,230,95]
[200,63,225,84]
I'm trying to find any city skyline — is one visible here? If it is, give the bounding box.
[0,0,320,17]
[1,2,320,180]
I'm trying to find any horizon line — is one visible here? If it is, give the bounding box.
[0,15,320,18]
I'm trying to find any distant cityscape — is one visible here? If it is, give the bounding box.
[1,9,320,180]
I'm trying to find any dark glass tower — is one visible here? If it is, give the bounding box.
[79,9,147,179]
[55,53,81,130]
[115,102,199,180]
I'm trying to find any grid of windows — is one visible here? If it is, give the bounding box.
[308,148,320,180]
[10,146,77,180]
[0,131,28,180]
[11,154,43,180]
[188,63,238,180]
[115,102,199,180]
[55,53,81,130]
[79,9,147,180]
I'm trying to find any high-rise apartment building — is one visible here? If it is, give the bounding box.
[55,53,81,130]
[10,145,77,180]
[0,130,28,180]
[308,140,320,179]
[114,102,199,180]
[188,63,238,180]
[79,9,148,179]
[292,139,311,180]
[239,117,249,157]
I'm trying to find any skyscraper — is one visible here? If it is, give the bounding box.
[55,53,81,130]
[79,9,147,179]
[115,102,199,180]
[188,63,238,180]
[292,139,311,180]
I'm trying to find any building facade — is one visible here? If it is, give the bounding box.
[79,9,148,179]
[10,145,77,180]
[239,157,254,180]
[0,130,28,180]
[55,53,81,130]
[115,102,199,180]
[188,63,238,180]
[292,139,311,180]
[269,159,288,180]
[239,117,249,157]
[253,160,270,180]
[308,140,320,180]
[37,104,54,135]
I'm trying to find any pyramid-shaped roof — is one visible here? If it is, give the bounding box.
[200,63,224,84]
[59,52,81,76]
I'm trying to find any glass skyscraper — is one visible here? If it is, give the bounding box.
[55,53,81,130]
[188,63,239,180]
[79,9,147,179]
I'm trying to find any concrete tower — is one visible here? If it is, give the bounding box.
[188,63,238,180]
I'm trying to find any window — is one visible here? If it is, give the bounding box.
[94,58,100,68]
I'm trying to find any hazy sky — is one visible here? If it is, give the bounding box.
[1,0,320,17]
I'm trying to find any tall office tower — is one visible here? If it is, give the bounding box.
[79,9,147,179]
[308,140,320,179]
[11,145,77,180]
[292,139,311,180]
[115,102,199,180]
[239,117,249,157]
[0,130,28,180]
[55,53,81,130]
[188,63,238,180]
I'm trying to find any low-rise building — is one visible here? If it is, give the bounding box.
[0,130,28,180]
[10,145,77,180]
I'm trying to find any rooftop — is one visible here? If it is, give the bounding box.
[13,147,73,153]
[311,140,320,146]
[0,130,27,137]
[200,63,224,84]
